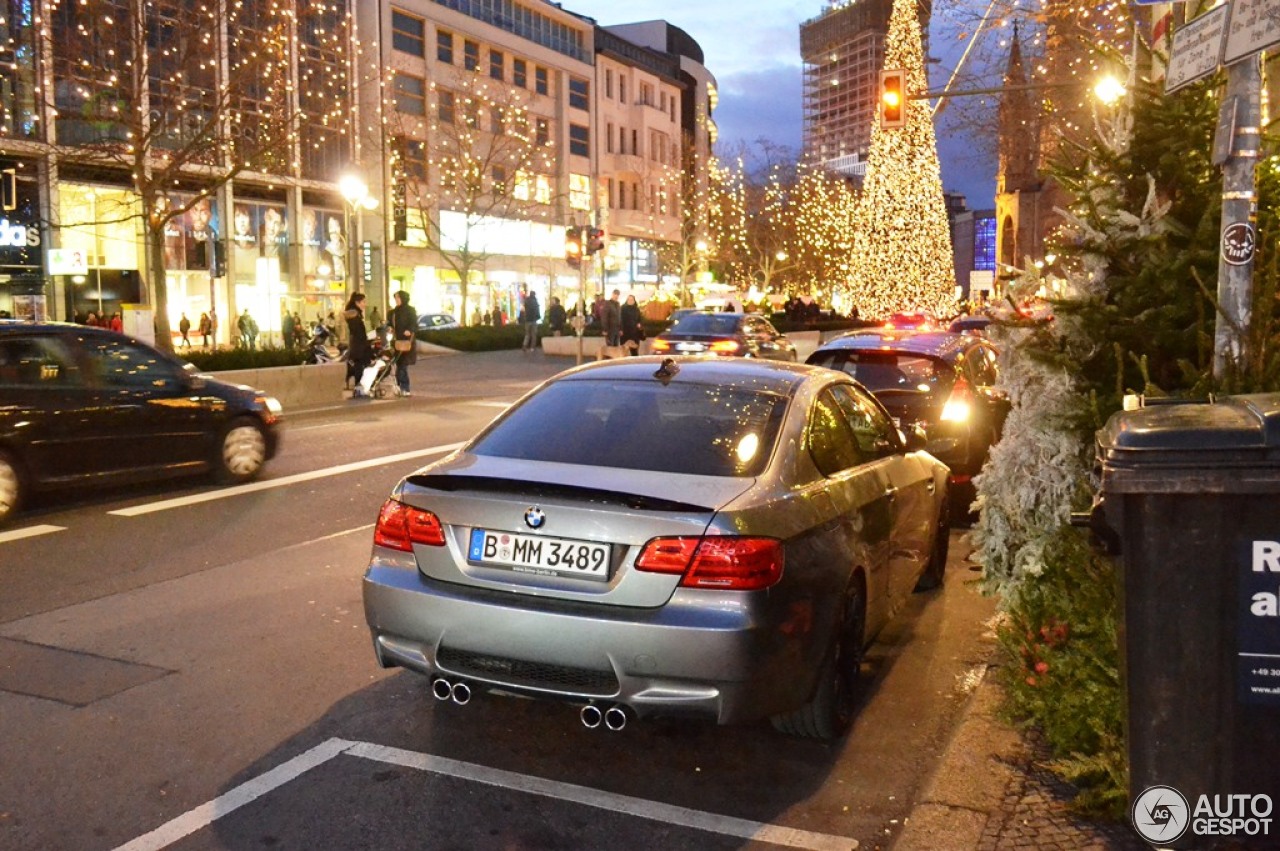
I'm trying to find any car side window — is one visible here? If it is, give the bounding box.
[808,389,863,476]
[832,384,900,458]
[968,345,998,387]
[79,337,186,390]
[0,336,81,388]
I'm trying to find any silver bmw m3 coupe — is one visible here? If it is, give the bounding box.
[362,356,950,740]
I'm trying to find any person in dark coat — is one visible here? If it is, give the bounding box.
[344,292,372,397]
[547,296,567,336]
[520,287,541,353]
[620,295,643,355]
[389,290,418,397]
[603,289,622,346]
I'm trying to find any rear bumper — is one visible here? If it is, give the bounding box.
[362,558,816,724]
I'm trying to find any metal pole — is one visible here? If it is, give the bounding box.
[1213,55,1261,380]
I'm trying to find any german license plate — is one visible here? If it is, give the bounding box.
[676,342,704,352]
[467,528,610,581]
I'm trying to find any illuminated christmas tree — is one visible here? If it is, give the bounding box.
[848,0,956,318]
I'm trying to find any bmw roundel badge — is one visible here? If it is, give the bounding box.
[524,507,546,529]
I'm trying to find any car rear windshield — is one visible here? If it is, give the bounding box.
[470,378,787,477]
[809,351,951,395]
[669,313,742,335]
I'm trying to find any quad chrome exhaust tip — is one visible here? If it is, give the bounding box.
[431,677,471,705]
[580,703,628,731]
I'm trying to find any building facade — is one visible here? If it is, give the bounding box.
[0,0,714,339]
[801,0,931,174]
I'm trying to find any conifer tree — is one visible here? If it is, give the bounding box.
[847,0,956,318]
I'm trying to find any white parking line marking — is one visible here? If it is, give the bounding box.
[108,442,465,518]
[114,738,353,851]
[0,524,65,545]
[347,741,858,850]
[115,737,858,851]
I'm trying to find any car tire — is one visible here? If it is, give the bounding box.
[214,417,268,484]
[915,493,951,591]
[0,449,25,525]
[771,579,866,741]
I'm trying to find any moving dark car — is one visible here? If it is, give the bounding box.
[650,312,797,361]
[807,330,1008,502]
[363,357,950,740]
[0,321,283,524]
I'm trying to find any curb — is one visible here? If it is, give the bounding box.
[894,654,1025,850]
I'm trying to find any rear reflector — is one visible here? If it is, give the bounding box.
[635,536,783,590]
[374,498,446,551]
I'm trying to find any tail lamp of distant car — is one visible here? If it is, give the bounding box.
[374,498,445,550]
[634,536,783,590]
[940,377,974,422]
[651,338,672,353]
[708,340,741,355]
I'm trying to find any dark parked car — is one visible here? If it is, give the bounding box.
[0,321,283,524]
[948,315,992,336]
[806,330,1008,499]
[883,311,939,331]
[650,312,797,361]
[363,357,950,740]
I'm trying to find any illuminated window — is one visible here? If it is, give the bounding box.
[569,174,591,210]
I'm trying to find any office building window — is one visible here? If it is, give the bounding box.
[569,173,591,211]
[437,29,454,63]
[397,137,427,180]
[489,49,504,81]
[464,39,479,71]
[568,77,589,111]
[437,90,455,124]
[513,58,527,88]
[619,75,626,103]
[394,73,426,116]
[535,117,549,146]
[640,82,653,106]
[569,123,589,157]
[392,10,425,56]
[535,66,548,95]
[606,122,613,154]
[605,69,613,99]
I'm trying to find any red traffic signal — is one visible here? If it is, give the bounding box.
[880,69,906,129]
[565,226,583,268]
[586,227,605,255]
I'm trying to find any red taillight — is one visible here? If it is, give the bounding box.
[374,498,446,551]
[709,339,741,354]
[635,536,783,590]
[651,338,671,352]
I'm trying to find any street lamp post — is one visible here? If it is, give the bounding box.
[339,174,378,302]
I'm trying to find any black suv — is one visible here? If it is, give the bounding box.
[0,321,282,524]
[807,330,1008,505]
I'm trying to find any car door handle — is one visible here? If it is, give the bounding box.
[884,487,897,501]
[926,480,936,493]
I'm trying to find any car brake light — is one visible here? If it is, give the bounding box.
[709,340,741,354]
[635,536,783,590]
[651,338,671,352]
[374,498,445,550]
[941,378,973,422]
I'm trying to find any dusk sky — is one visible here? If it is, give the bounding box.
[569,0,1001,208]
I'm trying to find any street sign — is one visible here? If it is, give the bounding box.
[47,248,88,275]
[1166,3,1230,93]
[1224,0,1280,64]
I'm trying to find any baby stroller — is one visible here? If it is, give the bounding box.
[355,325,397,398]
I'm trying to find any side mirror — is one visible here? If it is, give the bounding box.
[900,425,928,452]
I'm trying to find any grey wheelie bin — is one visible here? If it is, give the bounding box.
[1095,394,1280,849]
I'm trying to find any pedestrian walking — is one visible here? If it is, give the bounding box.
[620,295,644,355]
[547,296,567,336]
[603,289,622,346]
[389,290,418,397]
[282,311,295,350]
[199,312,211,347]
[178,313,192,348]
[208,308,219,348]
[237,309,258,350]
[109,312,123,333]
[344,293,372,398]
[520,287,541,353]
[491,305,504,327]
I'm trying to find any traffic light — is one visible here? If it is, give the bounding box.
[586,227,605,255]
[879,69,906,129]
[565,226,583,269]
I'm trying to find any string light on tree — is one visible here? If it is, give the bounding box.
[847,0,955,318]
